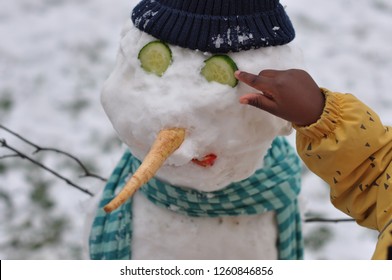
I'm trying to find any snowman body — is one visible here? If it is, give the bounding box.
[131,192,278,259]
[95,18,304,259]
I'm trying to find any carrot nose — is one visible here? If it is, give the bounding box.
[103,128,186,213]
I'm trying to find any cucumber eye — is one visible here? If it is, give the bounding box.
[138,41,173,76]
[138,43,238,87]
[201,54,238,87]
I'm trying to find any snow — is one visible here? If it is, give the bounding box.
[0,0,391,259]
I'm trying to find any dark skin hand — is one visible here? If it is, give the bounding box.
[235,69,326,127]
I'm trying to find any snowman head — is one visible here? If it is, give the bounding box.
[102,0,303,212]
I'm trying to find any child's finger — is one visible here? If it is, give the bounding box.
[258,69,279,78]
[235,70,274,93]
[239,93,277,113]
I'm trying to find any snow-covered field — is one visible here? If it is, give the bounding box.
[1,0,391,259]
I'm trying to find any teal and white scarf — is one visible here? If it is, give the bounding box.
[89,137,303,260]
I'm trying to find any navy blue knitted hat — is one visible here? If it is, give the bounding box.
[131,0,295,53]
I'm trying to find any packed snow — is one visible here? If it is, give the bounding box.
[1,0,391,259]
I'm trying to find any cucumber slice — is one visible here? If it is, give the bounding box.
[201,54,238,87]
[138,41,172,76]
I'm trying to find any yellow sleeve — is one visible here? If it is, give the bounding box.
[294,89,392,259]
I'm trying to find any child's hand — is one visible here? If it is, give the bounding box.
[235,69,325,127]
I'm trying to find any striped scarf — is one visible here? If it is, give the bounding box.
[89,137,303,260]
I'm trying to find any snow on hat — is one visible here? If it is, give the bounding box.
[131,0,295,53]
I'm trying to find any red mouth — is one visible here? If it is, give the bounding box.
[192,153,217,167]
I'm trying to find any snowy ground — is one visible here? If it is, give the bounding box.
[1,0,391,259]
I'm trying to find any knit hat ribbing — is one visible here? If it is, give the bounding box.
[131,0,295,53]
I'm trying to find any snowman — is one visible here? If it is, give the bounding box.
[89,0,304,260]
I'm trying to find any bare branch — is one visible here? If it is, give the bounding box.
[305,217,355,223]
[0,153,20,160]
[0,138,94,197]
[0,124,107,182]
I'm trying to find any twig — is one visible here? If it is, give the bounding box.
[305,217,355,223]
[0,154,20,160]
[0,124,106,182]
[0,138,94,197]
